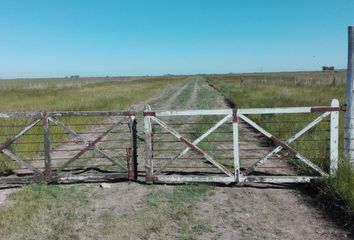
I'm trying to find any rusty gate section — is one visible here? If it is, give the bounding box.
[0,111,137,185]
[143,99,340,184]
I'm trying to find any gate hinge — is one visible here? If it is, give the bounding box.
[341,104,347,112]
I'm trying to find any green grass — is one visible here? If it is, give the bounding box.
[0,184,86,240]
[0,77,183,112]
[174,78,195,107]
[319,160,354,219]
[204,70,346,86]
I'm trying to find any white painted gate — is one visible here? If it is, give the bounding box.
[143,99,340,184]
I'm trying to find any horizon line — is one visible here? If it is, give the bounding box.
[0,69,347,80]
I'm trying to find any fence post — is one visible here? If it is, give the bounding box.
[42,112,52,182]
[144,105,154,183]
[345,26,354,165]
[129,116,138,180]
[232,109,240,182]
[330,99,339,175]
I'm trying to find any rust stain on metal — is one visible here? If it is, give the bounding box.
[180,137,204,155]
[145,175,158,182]
[122,111,135,116]
[232,108,238,122]
[311,107,340,112]
[143,111,156,116]
[270,136,297,155]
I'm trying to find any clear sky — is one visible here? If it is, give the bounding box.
[0,0,353,78]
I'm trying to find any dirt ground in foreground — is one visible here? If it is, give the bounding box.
[78,181,350,240]
[198,184,349,240]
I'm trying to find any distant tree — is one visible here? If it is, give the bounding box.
[322,66,335,72]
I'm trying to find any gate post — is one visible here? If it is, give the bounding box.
[42,112,52,182]
[330,99,339,175]
[345,26,354,165]
[129,116,138,180]
[144,105,154,183]
[232,109,240,182]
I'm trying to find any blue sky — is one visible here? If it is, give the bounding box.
[0,0,353,78]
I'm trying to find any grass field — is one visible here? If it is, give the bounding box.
[0,76,183,172]
[204,72,354,221]
[0,76,183,111]
[204,70,346,86]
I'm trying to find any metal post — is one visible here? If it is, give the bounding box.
[330,99,339,175]
[345,26,354,164]
[42,112,52,182]
[129,116,138,180]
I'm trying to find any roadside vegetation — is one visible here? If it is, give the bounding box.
[204,72,354,224]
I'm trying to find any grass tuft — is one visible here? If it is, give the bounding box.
[0,184,86,240]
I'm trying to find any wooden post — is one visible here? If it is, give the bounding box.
[144,105,154,182]
[42,112,52,182]
[330,99,339,175]
[129,116,138,180]
[345,26,354,165]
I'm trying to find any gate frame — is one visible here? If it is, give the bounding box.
[144,99,340,184]
[0,111,138,185]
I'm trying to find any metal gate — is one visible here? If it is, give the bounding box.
[0,111,137,185]
[144,106,238,183]
[0,100,340,185]
[143,99,340,184]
